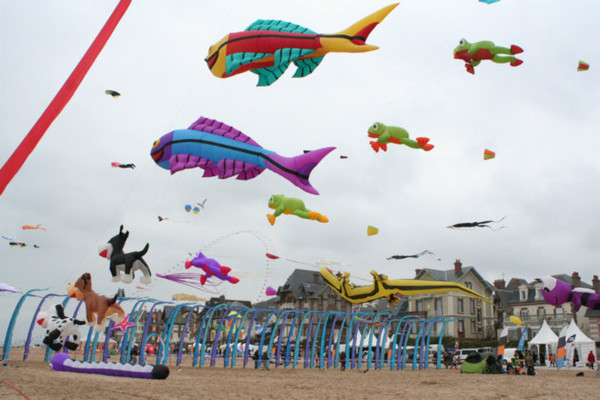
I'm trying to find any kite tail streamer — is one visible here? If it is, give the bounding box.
[0,0,132,196]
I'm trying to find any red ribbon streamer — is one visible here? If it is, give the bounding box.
[0,0,132,196]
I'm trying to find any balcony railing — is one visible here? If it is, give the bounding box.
[504,314,573,325]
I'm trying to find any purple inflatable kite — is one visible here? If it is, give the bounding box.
[185,252,239,286]
[50,353,169,379]
[150,116,335,195]
[539,276,600,311]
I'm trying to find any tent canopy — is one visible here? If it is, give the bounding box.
[528,320,558,345]
[561,319,596,365]
[564,319,594,344]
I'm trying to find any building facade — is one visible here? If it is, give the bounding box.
[411,260,495,340]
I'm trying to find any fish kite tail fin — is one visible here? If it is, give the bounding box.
[326,3,399,53]
[265,146,335,195]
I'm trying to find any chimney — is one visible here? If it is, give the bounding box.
[415,268,422,277]
[454,259,462,277]
[571,271,581,287]
[592,275,600,294]
[494,279,506,290]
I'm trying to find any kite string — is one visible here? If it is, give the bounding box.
[0,379,32,400]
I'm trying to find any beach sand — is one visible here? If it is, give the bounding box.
[1,349,598,400]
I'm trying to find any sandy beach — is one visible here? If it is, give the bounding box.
[1,348,598,400]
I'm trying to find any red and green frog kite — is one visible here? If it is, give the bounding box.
[266,194,328,225]
[453,38,523,74]
[368,122,433,153]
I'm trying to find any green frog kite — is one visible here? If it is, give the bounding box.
[368,122,434,153]
[453,38,523,74]
[267,195,329,225]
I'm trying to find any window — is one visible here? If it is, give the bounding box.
[457,298,464,314]
[464,281,472,289]
[555,307,564,317]
[537,307,546,320]
[458,320,465,334]
[416,300,423,312]
[469,299,475,314]
[433,321,442,336]
[471,320,476,332]
[434,298,443,316]
[328,297,336,306]
[520,290,527,301]
[520,309,529,321]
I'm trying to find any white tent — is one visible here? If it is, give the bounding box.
[528,320,558,365]
[562,319,596,367]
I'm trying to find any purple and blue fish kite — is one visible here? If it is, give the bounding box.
[150,117,335,195]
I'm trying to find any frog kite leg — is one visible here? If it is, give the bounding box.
[266,194,328,225]
[453,38,523,75]
[368,122,433,153]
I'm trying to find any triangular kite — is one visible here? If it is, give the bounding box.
[577,61,590,71]
[367,225,379,236]
[484,149,495,160]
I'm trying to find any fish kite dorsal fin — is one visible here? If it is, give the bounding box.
[245,19,316,35]
[188,117,262,147]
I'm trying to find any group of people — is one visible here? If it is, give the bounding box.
[504,351,536,375]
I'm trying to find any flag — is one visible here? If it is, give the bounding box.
[454,340,459,352]
[516,327,528,351]
[556,334,566,370]
[497,327,508,357]
[565,334,577,367]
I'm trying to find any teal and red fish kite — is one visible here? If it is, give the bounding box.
[204,3,399,86]
[150,117,335,195]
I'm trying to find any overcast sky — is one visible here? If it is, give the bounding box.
[1,0,599,343]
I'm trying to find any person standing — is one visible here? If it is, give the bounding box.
[340,351,346,371]
[253,350,260,369]
[587,351,596,369]
[261,352,270,371]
